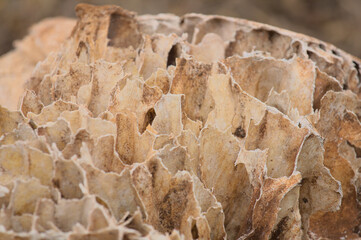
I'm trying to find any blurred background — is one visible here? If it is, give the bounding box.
[0,0,360,57]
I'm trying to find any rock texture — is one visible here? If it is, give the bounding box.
[0,4,360,240]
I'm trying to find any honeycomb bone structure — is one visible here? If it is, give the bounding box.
[0,3,360,240]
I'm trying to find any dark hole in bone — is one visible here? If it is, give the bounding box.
[233,126,246,138]
[267,30,279,43]
[124,214,132,222]
[140,108,156,133]
[331,49,340,56]
[28,119,37,130]
[107,12,141,49]
[191,222,199,239]
[306,50,313,59]
[319,43,326,51]
[352,60,361,84]
[353,225,361,236]
[146,108,156,126]
[167,44,181,67]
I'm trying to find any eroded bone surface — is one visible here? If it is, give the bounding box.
[0,3,360,240]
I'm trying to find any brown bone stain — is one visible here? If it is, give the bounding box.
[270,216,289,240]
[158,180,190,233]
[233,126,246,138]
